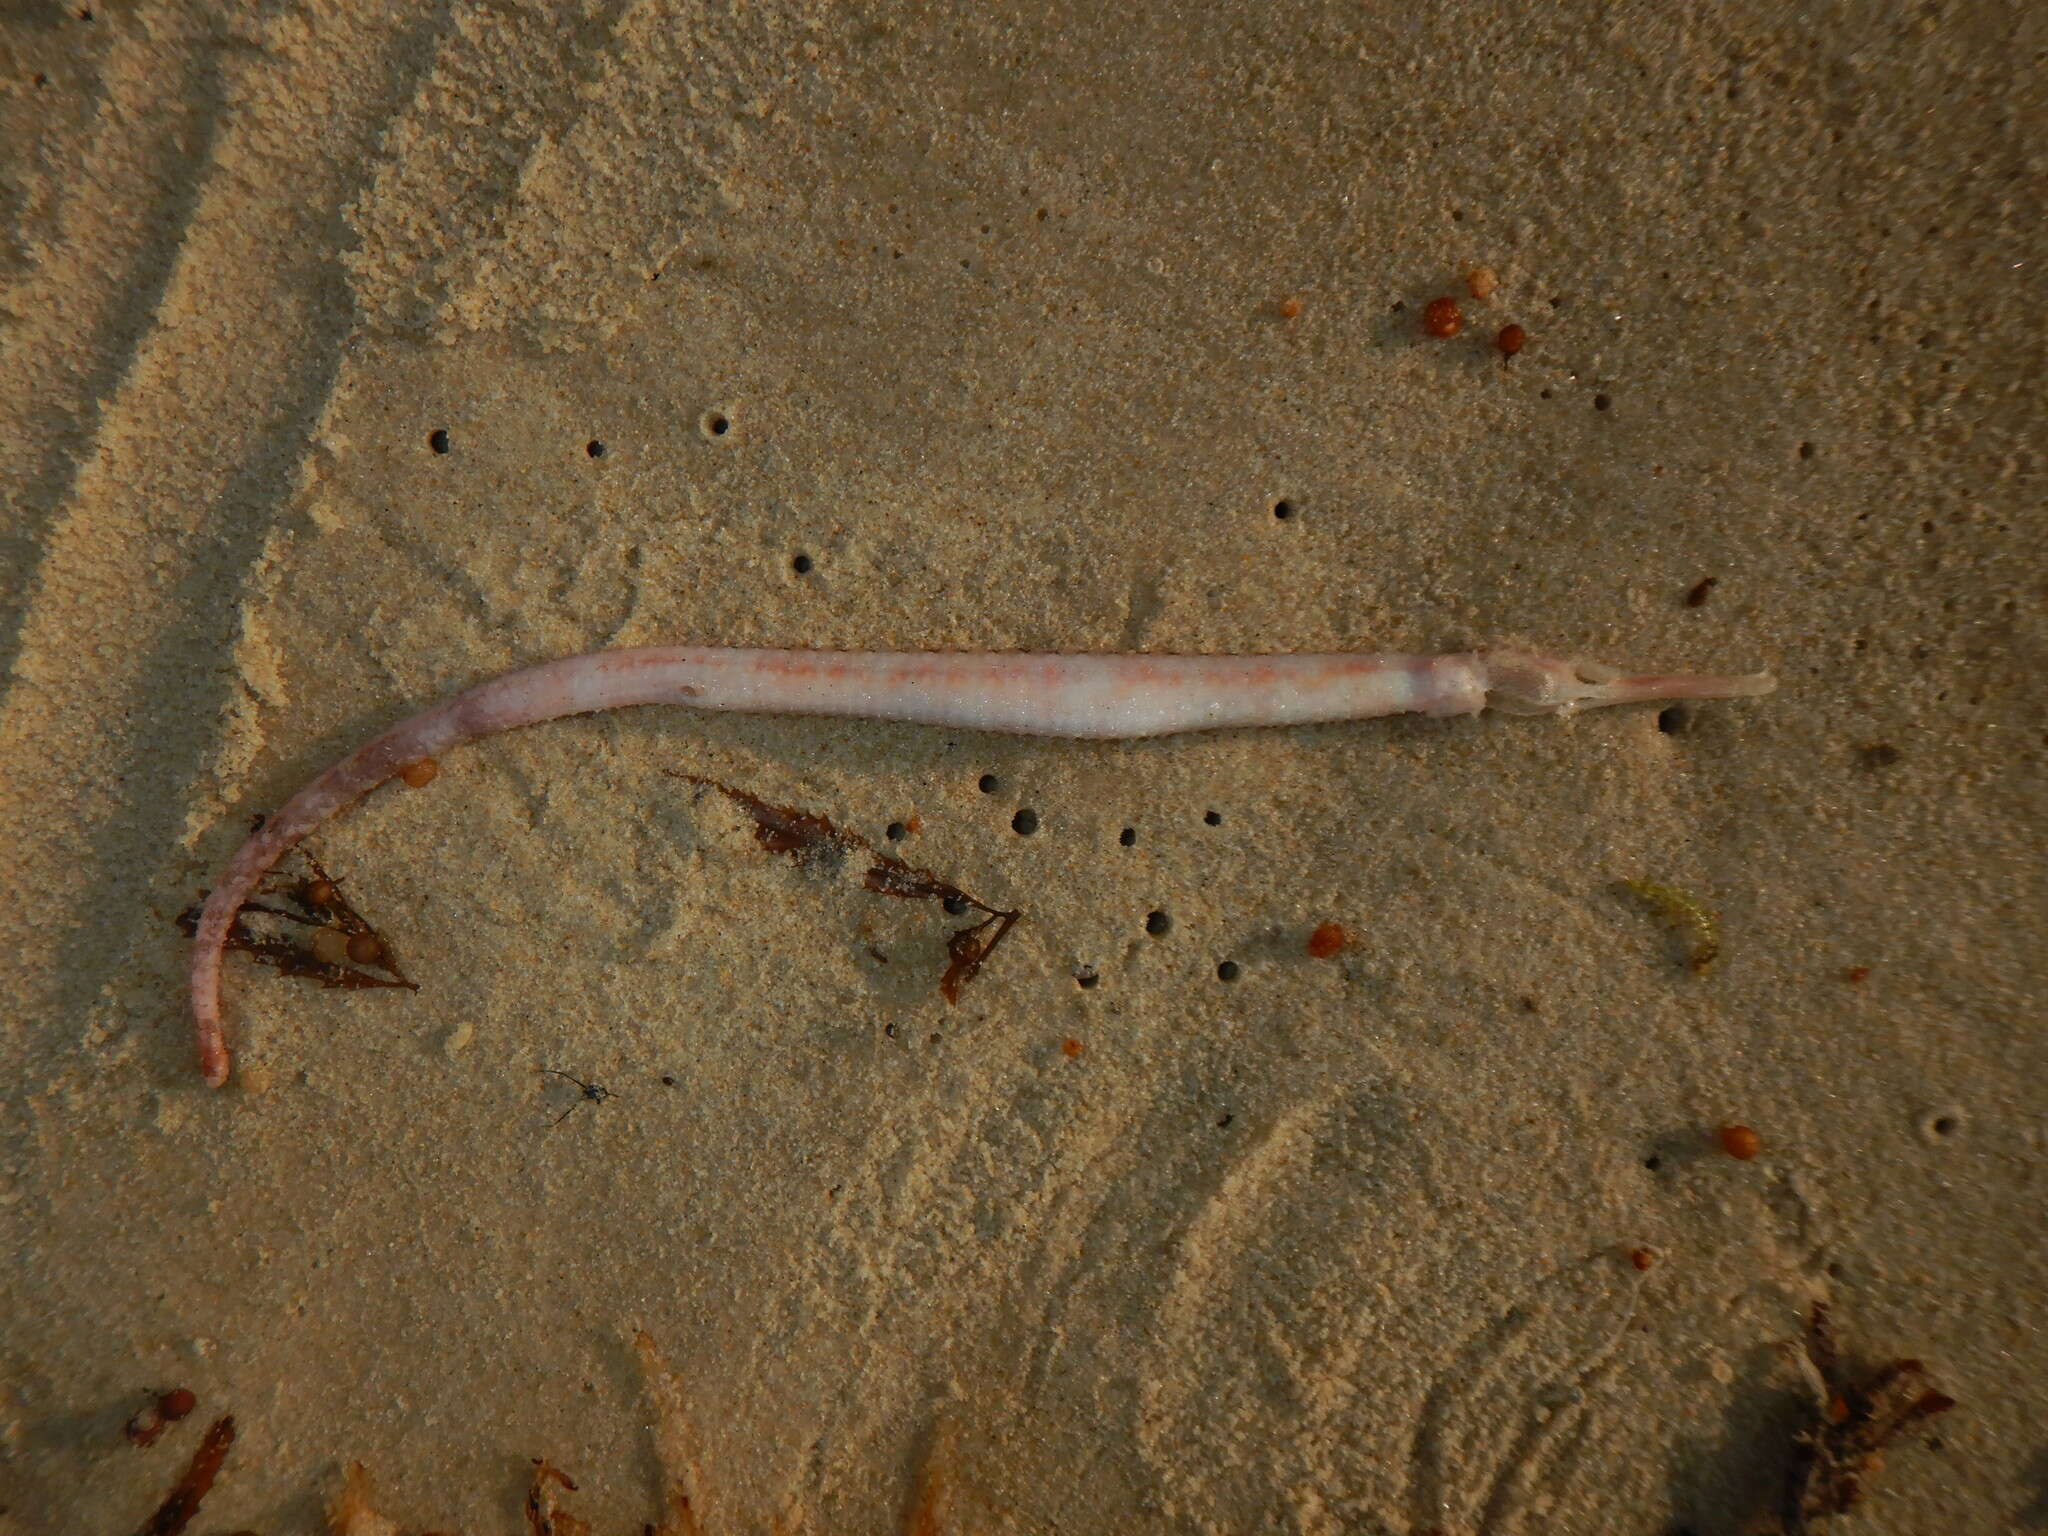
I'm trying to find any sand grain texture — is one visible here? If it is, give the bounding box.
[0,1,2040,1531]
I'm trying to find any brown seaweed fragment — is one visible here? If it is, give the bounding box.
[524,1459,591,1536]
[132,1414,235,1536]
[671,774,1021,1003]
[178,850,416,995]
[1783,1301,1956,1530]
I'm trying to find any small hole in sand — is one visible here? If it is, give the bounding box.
[1145,910,1171,936]
[1118,827,1137,846]
[885,821,908,842]
[585,439,606,458]
[941,895,968,915]
[1203,810,1222,826]
[1075,968,1099,989]
[700,410,731,439]
[1272,499,1295,519]
[978,773,1000,794]
[1799,441,1816,459]
[1011,808,1039,835]
[427,428,450,454]
[791,553,813,574]
[1921,1109,1964,1142]
[1657,705,1691,735]
[1593,393,1612,411]
[1216,960,1240,981]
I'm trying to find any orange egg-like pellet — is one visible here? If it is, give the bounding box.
[1277,296,1304,320]
[1466,266,1499,300]
[1422,297,1463,338]
[1717,1124,1763,1160]
[1061,1037,1084,1058]
[305,878,339,908]
[158,1388,197,1421]
[1496,323,1527,357]
[1629,1247,1656,1271]
[398,757,439,788]
[1305,922,1350,959]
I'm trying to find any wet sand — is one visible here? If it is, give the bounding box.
[0,2,2039,1530]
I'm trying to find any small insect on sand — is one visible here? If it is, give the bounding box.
[538,1068,611,1129]
[187,644,1773,1086]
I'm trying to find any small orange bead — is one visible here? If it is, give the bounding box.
[1629,1248,1656,1271]
[1466,266,1499,301]
[1061,1037,1084,1058]
[1422,297,1463,338]
[1305,921,1350,959]
[1717,1124,1763,1160]
[1496,323,1527,357]
[398,757,439,787]
[305,878,339,908]
[1277,296,1304,319]
[158,1387,198,1421]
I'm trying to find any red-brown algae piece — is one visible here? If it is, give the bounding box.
[1495,323,1526,357]
[1276,295,1304,319]
[1628,1247,1657,1271]
[1061,1037,1084,1059]
[1784,1301,1957,1529]
[671,773,1021,1004]
[397,756,438,787]
[1422,297,1463,338]
[134,1415,235,1536]
[1305,921,1349,959]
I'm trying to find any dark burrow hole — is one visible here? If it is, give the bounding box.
[978,773,1000,794]
[1657,705,1691,735]
[1272,499,1295,520]
[1145,910,1171,936]
[1011,808,1039,835]
[1216,960,1240,981]
[1203,809,1222,826]
[791,553,813,574]
[1118,827,1136,846]
[885,822,908,842]
[586,439,606,458]
[1075,968,1099,989]
[428,428,450,454]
